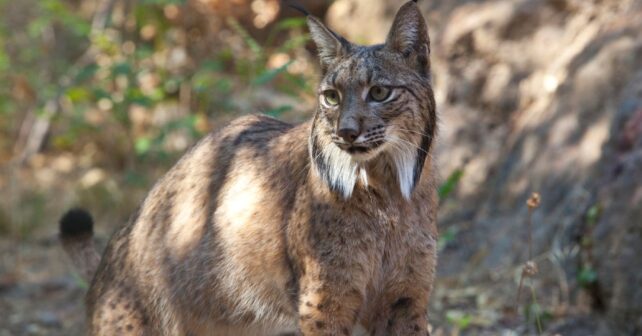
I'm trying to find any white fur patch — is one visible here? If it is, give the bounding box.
[388,136,418,200]
[359,167,369,188]
[322,143,359,198]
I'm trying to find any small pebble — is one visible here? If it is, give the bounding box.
[36,311,61,328]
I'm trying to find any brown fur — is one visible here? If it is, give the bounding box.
[60,2,438,335]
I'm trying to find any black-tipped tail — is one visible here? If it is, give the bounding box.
[59,208,100,283]
[60,208,93,239]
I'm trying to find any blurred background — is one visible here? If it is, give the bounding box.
[0,0,641,335]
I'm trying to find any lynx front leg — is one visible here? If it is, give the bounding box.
[379,297,431,336]
[366,290,431,336]
[371,236,436,336]
[297,275,364,336]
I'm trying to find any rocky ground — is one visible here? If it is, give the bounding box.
[0,238,85,336]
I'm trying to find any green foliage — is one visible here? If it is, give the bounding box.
[585,203,601,226]
[446,310,472,330]
[578,266,598,287]
[254,60,294,85]
[140,0,186,4]
[33,0,91,37]
[1,0,315,237]
[266,105,293,118]
[438,168,464,200]
[228,17,263,57]
[437,226,458,251]
[1,0,311,140]
[123,170,150,188]
[71,271,89,290]
[0,43,8,73]
[524,298,552,333]
[273,17,308,32]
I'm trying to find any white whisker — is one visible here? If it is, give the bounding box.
[393,136,429,155]
[393,127,433,139]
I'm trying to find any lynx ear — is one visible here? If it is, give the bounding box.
[385,1,430,73]
[307,16,351,72]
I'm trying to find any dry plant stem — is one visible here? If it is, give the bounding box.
[528,207,533,261]
[530,281,543,334]
[516,207,534,303]
[517,192,542,333]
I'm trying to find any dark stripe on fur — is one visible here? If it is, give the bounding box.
[310,121,341,195]
[412,89,436,188]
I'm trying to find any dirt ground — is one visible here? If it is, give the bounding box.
[0,234,610,336]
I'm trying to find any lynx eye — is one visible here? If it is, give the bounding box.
[368,86,392,102]
[322,90,340,106]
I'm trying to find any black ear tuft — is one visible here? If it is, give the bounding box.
[59,208,94,238]
[284,0,310,16]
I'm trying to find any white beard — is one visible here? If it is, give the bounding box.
[311,133,418,200]
[320,144,374,199]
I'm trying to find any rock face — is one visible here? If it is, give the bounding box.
[327,0,642,334]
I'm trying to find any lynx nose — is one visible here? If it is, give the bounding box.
[337,127,360,143]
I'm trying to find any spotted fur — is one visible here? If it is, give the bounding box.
[60,2,438,335]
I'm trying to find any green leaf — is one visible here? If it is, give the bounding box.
[75,63,99,82]
[124,170,149,187]
[586,204,601,226]
[438,168,464,200]
[216,48,234,64]
[192,72,216,92]
[253,60,294,85]
[147,87,165,101]
[266,18,308,46]
[71,271,89,290]
[215,78,233,94]
[65,87,91,103]
[126,88,154,107]
[227,17,262,56]
[41,0,91,36]
[27,17,50,38]
[578,267,597,287]
[135,137,152,155]
[92,88,111,100]
[446,310,472,330]
[111,62,132,76]
[437,227,458,251]
[278,35,310,53]
[200,60,224,72]
[265,105,292,117]
[275,17,307,30]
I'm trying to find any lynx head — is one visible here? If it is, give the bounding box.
[307,1,436,200]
